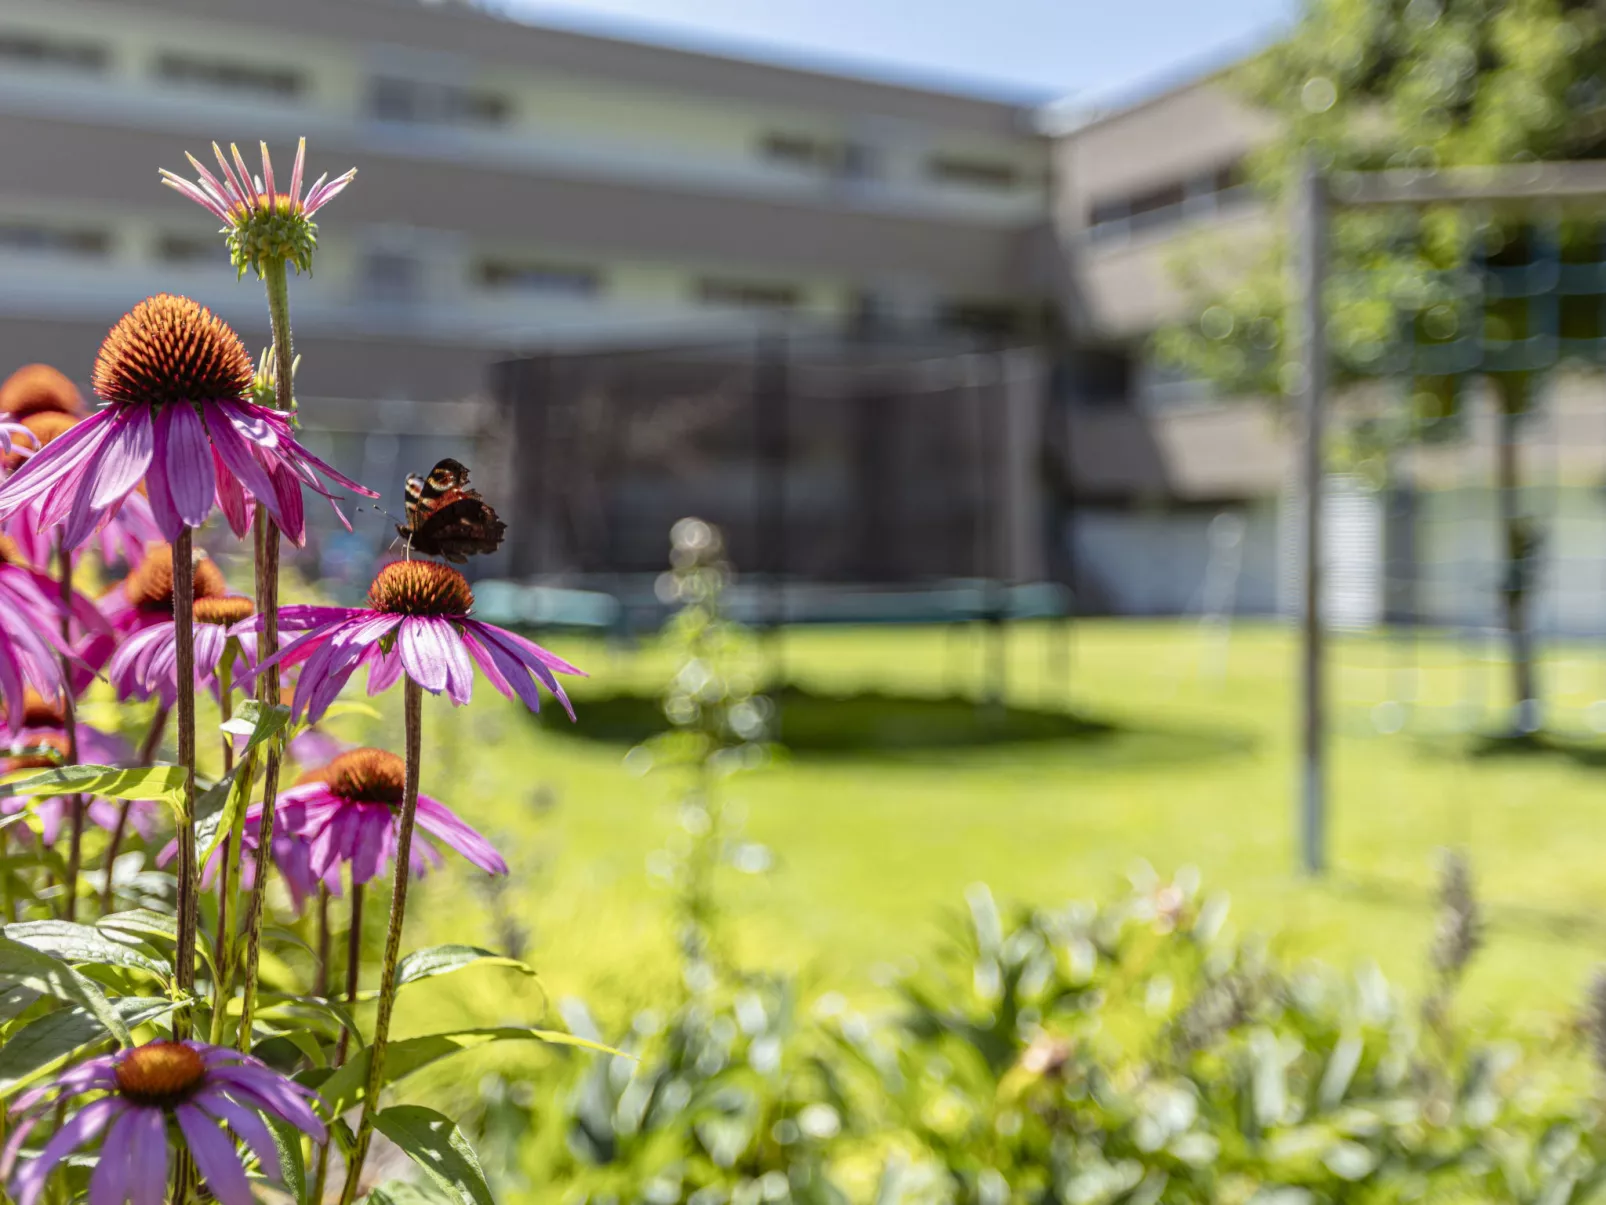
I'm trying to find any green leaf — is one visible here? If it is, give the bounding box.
[244,992,358,1041]
[262,1111,309,1203]
[394,946,535,989]
[5,921,167,976]
[0,936,132,1046]
[0,984,39,1023]
[96,910,177,945]
[365,1181,440,1205]
[196,768,251,866]
[0,997,172,1095]
[320,701,381,722]
[5,765,186,809]
[316,1027,621,1117]
[223,700,293,759]
[371,1106,494,1205]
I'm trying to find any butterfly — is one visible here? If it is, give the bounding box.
[396,458,507,563]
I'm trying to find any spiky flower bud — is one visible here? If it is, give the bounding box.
[1584,967,1606,1083]
[1430,849,1483,981]
[160,139,355,279]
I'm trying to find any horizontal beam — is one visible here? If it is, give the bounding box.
[1331,162,1606,207]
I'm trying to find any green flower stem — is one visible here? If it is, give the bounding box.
[172,526,199,1040]
[208,654,240,1046]
[314,880,364,1205]
[335,881,364,1064]
[338,679,423,1205]
[315,882,332,997]
[55,539,83,922]
[101,704,169,914]
[236,258,291,1048]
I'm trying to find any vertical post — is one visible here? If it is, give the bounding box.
[1294,160,1328,876]
[754,330,789,689]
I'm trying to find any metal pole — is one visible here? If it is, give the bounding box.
[1295,159,1329,876]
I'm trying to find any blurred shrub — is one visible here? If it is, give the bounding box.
[476,521,1606,1203]
[484,859,1606,1205]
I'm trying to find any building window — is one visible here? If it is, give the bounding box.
[155,234,220,265]
[928,155,1021,191]
[0,31,106,72]
[478,260,601,297]
[364,251,423,303]
[155,53,302,99]
[759,133,838,171]
[369,77,509,127]
[941,300,1026,338]
[696,278,800,309]
[1065,348,1133,406]
[0,223,109,258]
[1087,157,1251,242]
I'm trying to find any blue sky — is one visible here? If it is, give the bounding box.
[510,0,1297,105]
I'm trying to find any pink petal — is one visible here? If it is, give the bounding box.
[158,404,216,529]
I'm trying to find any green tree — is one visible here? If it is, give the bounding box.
[1155,0,1606,729]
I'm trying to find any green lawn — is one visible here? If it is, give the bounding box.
[345,619,1606,1039]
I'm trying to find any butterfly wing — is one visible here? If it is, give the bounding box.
[397,472,427,544]
[410,495,507,563]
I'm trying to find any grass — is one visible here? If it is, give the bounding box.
[345,618,1606,1043]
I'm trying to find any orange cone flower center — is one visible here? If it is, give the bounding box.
[3,731,71,772]
[321,748,407,806]
[121,544,229,614]
[19,689,64,728]
[114,1041,207,1106]
[93,294,253,409]
[367,560,474,617]
[194,597,254,626]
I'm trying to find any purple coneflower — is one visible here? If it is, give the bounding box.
[0,295,374,550]
[2,1039,325,1205]
[245,747,504,887]
[161,139,354,277]
[246,560,582,723]
[0,371,159,569]
[0,693,157,843]
[160,807,325,913]
[0,539,66,724]
[109,594,256,707]
[99,542,231,637]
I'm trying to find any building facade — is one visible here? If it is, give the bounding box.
[0,0,1059,579]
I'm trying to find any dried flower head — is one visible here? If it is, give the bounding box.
[160,139,355,277]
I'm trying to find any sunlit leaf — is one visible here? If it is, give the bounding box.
[5,765,185,809]
[262,1111,309,1204]
[96,909,176,945]
[314,1027,622,1117]
[321,701,381,722]
[0,997,172,1095]
[0,936,132,1046]
[371,1106,494,1205]
[5,921,167,976]
[224,700,293,759]
[393,945,535,989]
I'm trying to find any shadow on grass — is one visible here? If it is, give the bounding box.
[534,684,1258,766]
[1409,729,1606,768]
[1332,871,1606,945]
